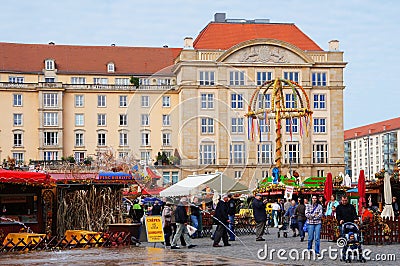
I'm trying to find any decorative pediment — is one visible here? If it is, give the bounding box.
[217,39,314,64]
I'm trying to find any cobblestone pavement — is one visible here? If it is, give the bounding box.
[143,227,399,266]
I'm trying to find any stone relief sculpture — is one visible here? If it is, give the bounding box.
[225,44,304,64]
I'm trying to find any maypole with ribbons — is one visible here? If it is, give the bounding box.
[245,77,313,171]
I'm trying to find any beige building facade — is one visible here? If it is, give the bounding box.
[0,14,347,188]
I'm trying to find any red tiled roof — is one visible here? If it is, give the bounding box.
[0,42,182,75]
[344,117,400,140]
[193,22,322,51]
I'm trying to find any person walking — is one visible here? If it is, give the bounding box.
[392,197,399,217]
[227,194,236,241]
[151,201,162,216]
[171,197,196,249]
[252,193,268,241]
[161,201,173,246]
[212,194,231,247]
[190,197,201,238]
[325,195,339,216]
[295,198,306,242]
[285,199,298,237]
[305,195,323,254]
[272,201,280,228]
[336,195,358,236]
[129,199,144,240]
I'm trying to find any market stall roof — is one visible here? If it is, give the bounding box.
[0,169,53,187]
[160,172,249,197]
[302,176,326,188]
[259,176,299,187]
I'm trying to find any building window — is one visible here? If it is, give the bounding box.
[163,172,170,185]
[201,93,214,109]
[234,171,242,179]
[141,96,149,107]
[199,143,216,165]
[44,132,58,146]
[313,143,328,163]
[258,94,271,109]
[258,143,272,164]
[312,72,327,86]
[231,118,244,133]
[158,78,171,85]
[115,78,130,85]
[313,118,327,133]
[141,151,151,161]
[13,114,23,126]
[45,59,55,70]
[285,94,295,108]
[118,152,128,159]
[313,94,326,109]
[71,77,86,84]
[13,94,23,106]
[74,152,85,162]
[94,78,108,85]
[44,151,58,161]
[230,143,245,164]
[141,114,149,126]
[256,71,272,85]
[43,93,58,107]
[13,153,24,164]
[119,132,128,146]
[162,115,170,126]
[43,112,58,126]
[201,118,214,134]
[259,119,270,135]
[97,95,106,107]
[172,172,179,184]
[75,95,84,107]
[140,78,150,85]
[162,133,171,146]
[229,71,245,86]
[9,76,24,83]
[45,77,55,83]
[97,114,106,126]
[75,133,84,146]
[284,143,299,164]
[97,133,106,146]
[317,170,325,177]
[119,95,128,107]
[141,132,150,146]
[119,114,127,126]
[14,133,23,147]
[75,114,84,126]
[162,96,171,107]
[231,93,244,109]
[107,63,115,73]
[199,71,215,85]
[285,118,298,133]
[283,71,300,83]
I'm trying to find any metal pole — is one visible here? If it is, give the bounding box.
[220,172,223,195]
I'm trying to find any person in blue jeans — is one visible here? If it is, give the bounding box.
[295,198,307,242]
[227,194,236,241]
[305,196,323,254]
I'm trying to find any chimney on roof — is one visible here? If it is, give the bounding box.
[214,13,226,22]
[183,37,193,50]
[328,40,339,51]
[48,42,55,45]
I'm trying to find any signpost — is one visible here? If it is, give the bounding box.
[145,216,164,246]
[284,186,294,200]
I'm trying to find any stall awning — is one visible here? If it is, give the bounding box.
[0,169,53,187]
[160,172,249,197]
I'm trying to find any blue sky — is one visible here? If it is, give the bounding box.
[1,0,398,129]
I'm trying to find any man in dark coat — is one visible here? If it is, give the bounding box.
[212,194,231,247]
[227,194,236,241]
[336,196,358,236]
[171,197,196,249]
[252,193,268,241]
[151,201,162,216]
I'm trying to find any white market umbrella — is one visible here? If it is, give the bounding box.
[381,172,395,219]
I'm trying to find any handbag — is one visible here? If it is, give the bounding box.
[186,224,197,236]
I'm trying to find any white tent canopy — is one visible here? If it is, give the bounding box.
[381,172,395,219]
[160,172,249,197]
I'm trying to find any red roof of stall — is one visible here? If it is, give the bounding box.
[0,169,54,187]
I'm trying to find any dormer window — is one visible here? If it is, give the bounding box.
[45,59,55,70]
[107,62,115,73]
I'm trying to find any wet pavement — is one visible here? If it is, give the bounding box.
[1,227,399,265]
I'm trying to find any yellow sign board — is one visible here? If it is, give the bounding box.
[145,216,165,242]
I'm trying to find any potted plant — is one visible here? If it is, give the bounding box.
[130,76,140,87]
[83,156,93,166]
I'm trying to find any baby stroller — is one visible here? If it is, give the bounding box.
[277,216,289,238]
[338,222,366,263]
